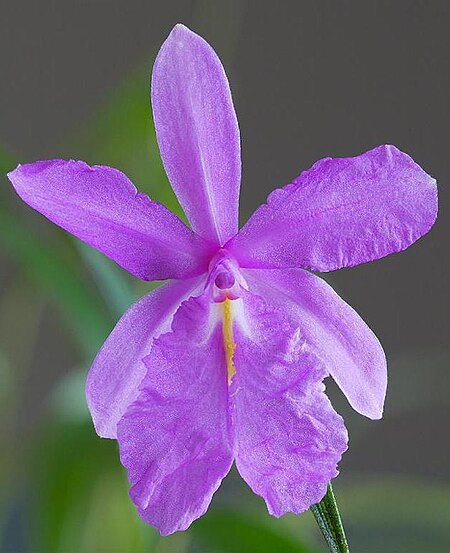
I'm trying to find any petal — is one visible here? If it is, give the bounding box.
[231,291,348,516]
[227,145,438,271]
[86,277,204,439]
[152,24,241,245]
[244,268,387,419]
[117,293,233,535]
[8,160,212,280]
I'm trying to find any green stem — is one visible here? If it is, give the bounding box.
[310,483,350,553]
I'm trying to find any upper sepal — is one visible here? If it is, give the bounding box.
[152,24,241,245]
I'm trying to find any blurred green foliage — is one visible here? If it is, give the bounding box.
[1,66,450,553]
[0,154,111,357]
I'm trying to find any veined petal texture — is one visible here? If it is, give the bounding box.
[86,277,204,439]
[117,293,233,535]
[8,160,212,281]
[244,268,387,419]
[152,24,241,245]
[228,145,437,271]
[231,291,348,516]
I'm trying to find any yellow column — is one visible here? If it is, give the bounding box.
[222,298,236,383]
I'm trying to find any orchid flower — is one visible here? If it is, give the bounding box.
[8,24,437,536]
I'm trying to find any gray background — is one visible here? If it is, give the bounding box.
[1,0,448,480]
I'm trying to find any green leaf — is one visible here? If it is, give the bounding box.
[0,149,16,172]
[75,241,136,319]
[192,509,317,553]
[0,150,112,357]
[31,421,156,553]
[68,69,184,219]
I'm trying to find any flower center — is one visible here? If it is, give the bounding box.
[207,249,246,384]
[214,270,235,290]
[207,249,245,303]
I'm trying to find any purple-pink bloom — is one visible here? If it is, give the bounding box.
[8,24,437,535]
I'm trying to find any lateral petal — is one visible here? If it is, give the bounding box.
[244,268,387,419]
[86,277,204,439]
[228,145,437,271]
[152,24,241,245]
[8,160,212,280]
[117,293,233,535]
[231,291,348,516]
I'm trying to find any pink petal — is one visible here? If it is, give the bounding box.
[117,293,233,535]
[228,145,437,271]
[152,24,241,245]
[86,277,204,439]
[8,160,212,281]
[244,268,387,419]
[231,291,348,516]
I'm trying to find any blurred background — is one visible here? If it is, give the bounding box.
[0,1,449,552]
